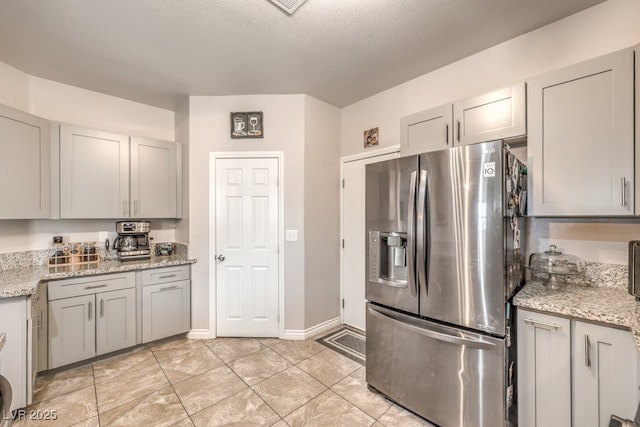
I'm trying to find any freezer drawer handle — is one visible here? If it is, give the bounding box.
[369,307,495,350]
[523,318,563,332]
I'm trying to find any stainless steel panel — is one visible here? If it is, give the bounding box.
[419,140,512,334]
[366,156,418,314]
[366,303,508,427]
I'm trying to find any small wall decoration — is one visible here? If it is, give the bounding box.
[364,127,379,148]
[231,111,263,139]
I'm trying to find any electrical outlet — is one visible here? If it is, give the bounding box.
[285,229,298,242]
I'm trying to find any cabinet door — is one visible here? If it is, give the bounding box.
[528,49,634,216]
[453,83,526,146]
[48,294,95,369]
[400,104,452,155]
[572,322,638,427]
[96,288,136,356]
[142,280,190,343]
[517,309,571,427]
[0,297,28,411]
[60,125,129,218]
[130,137,178,218]
[0,104,50,219]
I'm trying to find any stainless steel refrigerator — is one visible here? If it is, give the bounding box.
[365,139,526,427]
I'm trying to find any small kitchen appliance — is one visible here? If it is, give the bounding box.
[628,241,640,300]
[113,221,151,260]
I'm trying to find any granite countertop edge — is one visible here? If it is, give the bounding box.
[513,280,640,352]
[0,256,197,299]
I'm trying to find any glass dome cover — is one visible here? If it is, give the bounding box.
[527,245,582,287]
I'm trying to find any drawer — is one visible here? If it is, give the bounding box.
[48,272,135,301]
[141,265,190,286]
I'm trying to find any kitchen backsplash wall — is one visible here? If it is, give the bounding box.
[526,217,640,265]
[0,219,178,253]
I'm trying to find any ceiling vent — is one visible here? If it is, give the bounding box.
[269,0,309,15]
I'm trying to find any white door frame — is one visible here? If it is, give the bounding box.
[340,145,400,328]
[209,151,285,339]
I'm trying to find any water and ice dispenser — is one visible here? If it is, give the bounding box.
[368,231,408,286]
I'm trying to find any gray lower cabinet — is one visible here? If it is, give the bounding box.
[517,309,571,427]
[141,266,191,343]
[517,308,639,427]
[48,272,136,369]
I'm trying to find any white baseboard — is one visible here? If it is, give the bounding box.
[282,316,341,340]
[187,329,213,339]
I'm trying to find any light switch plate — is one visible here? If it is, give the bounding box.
[285,229,298,241]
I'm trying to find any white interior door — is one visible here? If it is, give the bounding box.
[341,151,398,330]
[215,157,279,337]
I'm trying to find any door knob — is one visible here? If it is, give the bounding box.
[217,254,226,262]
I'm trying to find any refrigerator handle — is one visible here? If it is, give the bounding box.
[369,306,495,350]
[416,169,428,296]
[407,171,417,297]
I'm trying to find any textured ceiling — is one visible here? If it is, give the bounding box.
[0,0,606,111]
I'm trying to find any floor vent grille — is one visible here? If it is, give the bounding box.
[269,0,309,15]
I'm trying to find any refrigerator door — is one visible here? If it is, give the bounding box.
[419,140,507,334]
[365,156,418,315]
[366,303,508,427]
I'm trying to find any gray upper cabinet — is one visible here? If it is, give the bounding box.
[400,104,453,155]
[400,83,526,155]
[130,137,178,218]
[60,125,129,218]
[0,104,51,219]
[453,83,526,146]
[527,48,634,216]
[60,125,181,218]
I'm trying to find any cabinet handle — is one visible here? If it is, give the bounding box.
[456,120,461,142]
[85,284,108,290]
[585,334,591,368]
[159,274,177,279]
[523,318,562,331]
[621,177,627,207]
[160,285,179,291]
[88,301,92,321]
[100,299,104,318]
[445,123,449,145]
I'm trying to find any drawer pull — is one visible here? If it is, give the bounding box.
[85,284,108,290]
[160,285,179,292]
[585,334,591,368]
[523,318,563,332]
[159,274,177,279]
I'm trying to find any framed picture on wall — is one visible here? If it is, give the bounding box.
[231,111,263,138]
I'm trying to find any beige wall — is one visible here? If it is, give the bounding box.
[303,96,341,329]
[340,0,640,265]
[341,0,640,158]
[188,94,307,333]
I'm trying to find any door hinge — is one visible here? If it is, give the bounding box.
[342,298,345,308]
[341,179,345,189]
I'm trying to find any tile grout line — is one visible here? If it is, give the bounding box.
[150,342,197,426]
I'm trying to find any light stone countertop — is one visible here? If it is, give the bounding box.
[0,255,197,299]
[513,280,640,351]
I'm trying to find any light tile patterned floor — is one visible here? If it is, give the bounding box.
[13,334,435,426]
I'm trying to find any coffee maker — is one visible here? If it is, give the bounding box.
[113,221,151,260]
